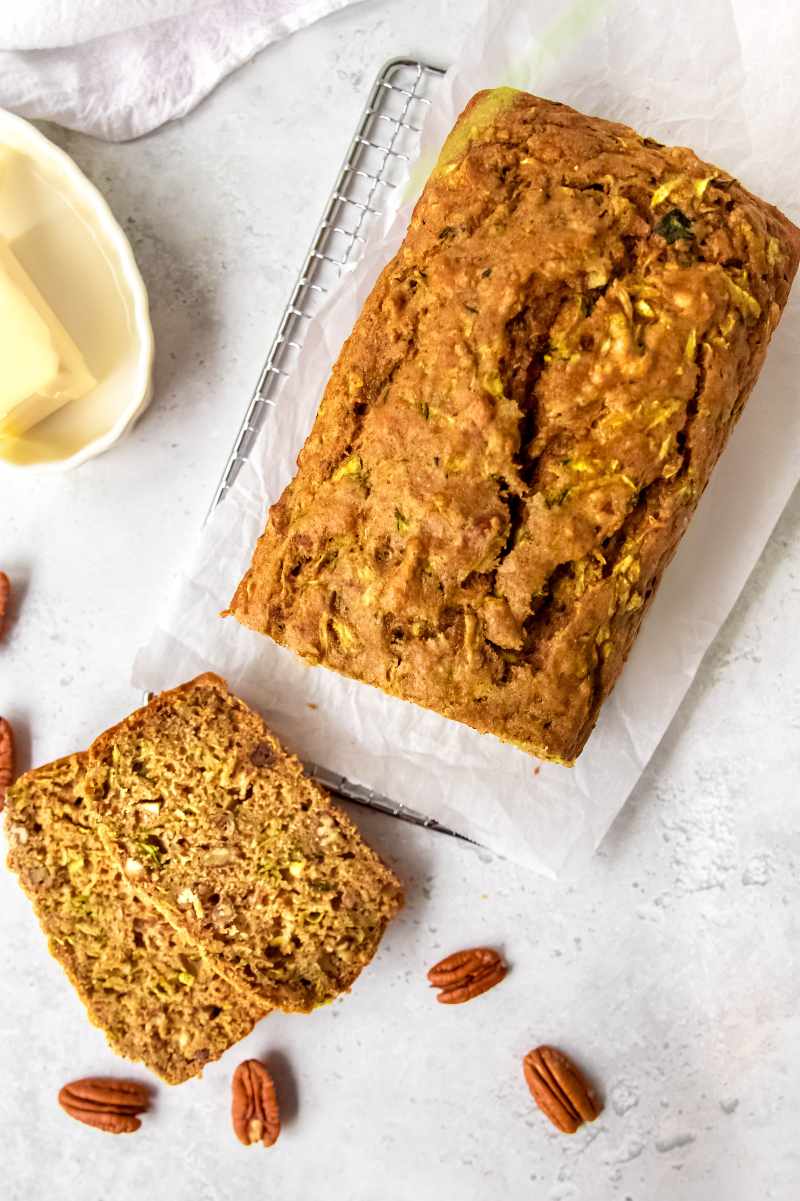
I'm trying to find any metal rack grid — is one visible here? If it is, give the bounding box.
[209,59,476,843]
[209,58,445,511]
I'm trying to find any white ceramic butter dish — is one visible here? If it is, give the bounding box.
[0,108,154,470]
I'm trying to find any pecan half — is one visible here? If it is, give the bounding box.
[0,571,9,637]
[427,946,507,1004]
[522,1046,601,1133]
[58,1077,150,1134]
[232,1059,280,1147]
[0,717,14,812]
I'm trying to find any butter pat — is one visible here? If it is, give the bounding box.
[0,236,95,437]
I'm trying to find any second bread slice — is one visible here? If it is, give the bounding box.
[5,755,265,1083]
[83,674,404,1012]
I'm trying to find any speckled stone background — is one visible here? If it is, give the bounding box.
[1,1,799,1197]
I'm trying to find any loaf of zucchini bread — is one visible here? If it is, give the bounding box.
[83,675,403,1012]
[5,755,265,1084]
[230,88,800,763]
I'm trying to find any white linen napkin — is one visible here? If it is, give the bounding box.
[0,0,367,141]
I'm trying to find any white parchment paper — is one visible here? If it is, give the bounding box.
[134,0,800,876]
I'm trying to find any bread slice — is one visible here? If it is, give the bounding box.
[5,755,265,1084]
[82,674,404,1013]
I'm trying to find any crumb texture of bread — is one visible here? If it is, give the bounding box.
[83,675,404,1012]
[230,88,800,764]
[4,755,264,1084]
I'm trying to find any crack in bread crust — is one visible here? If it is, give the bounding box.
[231,88,800,763]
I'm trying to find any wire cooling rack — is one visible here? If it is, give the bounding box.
[209,59,477,843]
[209,58,445,511]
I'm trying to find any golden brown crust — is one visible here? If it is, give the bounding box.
[231,89,800,763]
